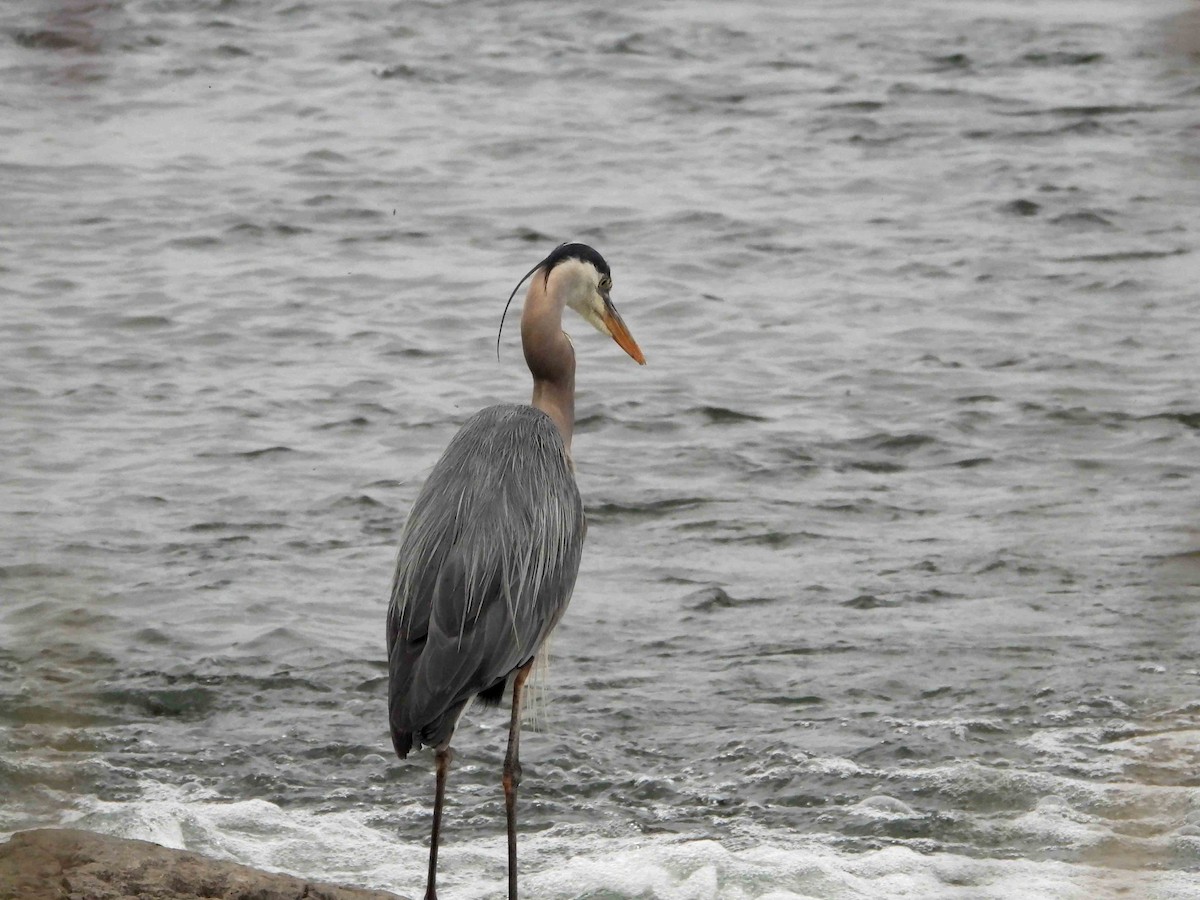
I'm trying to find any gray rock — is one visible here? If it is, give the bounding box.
[0,828,408,900]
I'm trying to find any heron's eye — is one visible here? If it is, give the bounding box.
[598,276,612,292]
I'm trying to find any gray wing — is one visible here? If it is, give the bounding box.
[386,404,585,757]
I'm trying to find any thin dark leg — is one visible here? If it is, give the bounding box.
[504,661,535,900]
[425,746,453,900]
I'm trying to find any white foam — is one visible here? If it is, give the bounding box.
[54,786,1200,899]
[64,783,430,892]
[848,795,919,820]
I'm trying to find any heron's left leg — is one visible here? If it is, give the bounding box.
[504,659,535,900]
[425,745,453,900]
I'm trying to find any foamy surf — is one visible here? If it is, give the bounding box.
[43,778,1198,900]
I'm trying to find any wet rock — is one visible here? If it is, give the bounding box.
[0,828,406,900]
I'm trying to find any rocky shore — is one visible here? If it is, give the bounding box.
[0,829,407,900]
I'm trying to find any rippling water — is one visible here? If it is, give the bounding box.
[3,0,1200,897]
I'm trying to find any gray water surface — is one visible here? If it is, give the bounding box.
[3,1,1200,897]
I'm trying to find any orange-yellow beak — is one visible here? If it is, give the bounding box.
[602,299,646,365]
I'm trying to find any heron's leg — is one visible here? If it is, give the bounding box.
[504,660,535,900]
[425,745,453,900]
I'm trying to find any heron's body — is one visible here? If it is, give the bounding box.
[385,243,643,899]
[387,403,585,757]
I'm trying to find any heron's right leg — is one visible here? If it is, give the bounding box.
[426,745,453,900]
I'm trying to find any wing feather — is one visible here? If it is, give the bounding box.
[387,404,585,756]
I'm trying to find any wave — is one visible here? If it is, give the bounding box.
[32,783,1199,900]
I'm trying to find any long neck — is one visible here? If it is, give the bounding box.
[521,269,576,452]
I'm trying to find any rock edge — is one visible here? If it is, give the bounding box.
[0,828,407,900]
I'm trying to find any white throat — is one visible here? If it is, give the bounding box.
[551,259,600,316]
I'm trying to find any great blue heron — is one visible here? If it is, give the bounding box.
[386,243,645,899]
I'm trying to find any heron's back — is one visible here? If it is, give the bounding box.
[386,404,586,757]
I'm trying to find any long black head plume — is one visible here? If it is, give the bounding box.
[496,242,611,360]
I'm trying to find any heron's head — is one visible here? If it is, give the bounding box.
[498,242,646,365]
[545,243,645,366]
